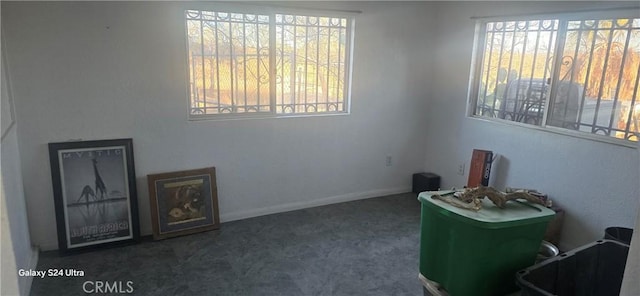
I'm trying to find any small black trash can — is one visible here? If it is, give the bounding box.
[412,173,440,193]
[604,227,633,245]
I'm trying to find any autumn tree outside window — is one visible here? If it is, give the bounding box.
[469,11,640,144]
[185,8,353,119]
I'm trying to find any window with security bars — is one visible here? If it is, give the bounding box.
[470,14,640,142]
[185,9,352,117]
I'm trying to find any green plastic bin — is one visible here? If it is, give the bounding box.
[418,190,555,296]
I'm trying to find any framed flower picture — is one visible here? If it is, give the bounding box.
[147,167,220,240]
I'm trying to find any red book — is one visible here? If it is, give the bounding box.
[467,149,493,187]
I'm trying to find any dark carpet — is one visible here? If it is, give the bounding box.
[30,192,423,295]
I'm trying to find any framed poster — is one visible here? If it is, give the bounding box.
[147,167,219,240]
[48,138,139,255]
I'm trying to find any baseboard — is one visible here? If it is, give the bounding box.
[220,187,411,222]
[19,246,38,296]
[37,242,58,252]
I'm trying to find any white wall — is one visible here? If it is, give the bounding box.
[620,141,640,296]
[427,1,640,250]
[620,198,639,295]
[1,32,37,295]
[1,184,19,296]
[1,1,434,250]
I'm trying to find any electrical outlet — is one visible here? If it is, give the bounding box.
[385,155,392,166]
[457,163,465,175]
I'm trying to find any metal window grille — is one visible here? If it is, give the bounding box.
[275,14,348,114]
[471,16,640,142]
[185,9,351,117]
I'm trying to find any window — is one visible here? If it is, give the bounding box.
[185,8,353,118]
[469,13,640,143]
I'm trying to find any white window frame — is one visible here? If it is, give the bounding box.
[467,9,640,147]
[184,4,356,121]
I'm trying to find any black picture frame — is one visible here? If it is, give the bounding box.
[48,138,140,255]
[147,167,220,240]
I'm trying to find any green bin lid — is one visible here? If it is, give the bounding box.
[418,190,555,229]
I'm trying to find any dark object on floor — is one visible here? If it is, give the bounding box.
[517,239,630,296]
[412,172,440,193]
[604,226,633,245]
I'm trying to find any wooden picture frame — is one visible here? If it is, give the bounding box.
[147,167,220,240]
[48,138,140,255]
